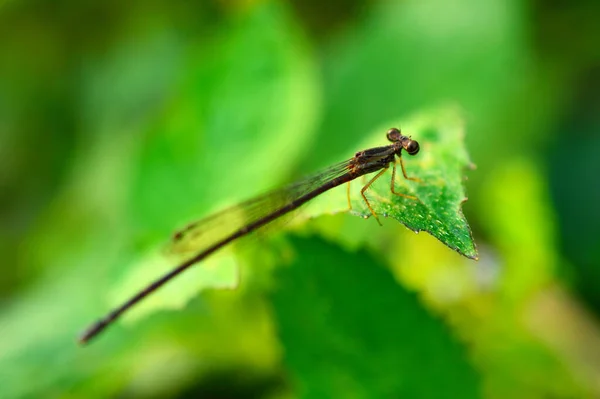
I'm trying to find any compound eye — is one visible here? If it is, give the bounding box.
[386,128,401,142]
[406,140,420,155]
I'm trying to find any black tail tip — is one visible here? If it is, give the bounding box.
[77,321,106,345]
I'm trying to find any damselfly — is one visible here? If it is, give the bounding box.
[79,128,421,344]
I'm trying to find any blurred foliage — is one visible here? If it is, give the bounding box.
[271,236,480,398]
[1,0,600,398]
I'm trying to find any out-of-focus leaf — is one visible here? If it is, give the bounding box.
[108,2,319,323]
[129,2,319,237]
[478,160,556,300]
[270,235,481,398]
[108,250,238,324]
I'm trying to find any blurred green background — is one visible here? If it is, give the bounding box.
[2,0,600,398]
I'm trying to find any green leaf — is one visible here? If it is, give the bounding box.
[307,105,478,259]
[270,236,481,398]
[108,250,238,324]
[129,2,319,237]
[108,2,319,321]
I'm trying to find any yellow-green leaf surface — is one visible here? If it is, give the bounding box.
[308,105,478,259]
[365,106,477,259]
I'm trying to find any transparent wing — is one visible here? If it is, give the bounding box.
[165,159,353,258]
